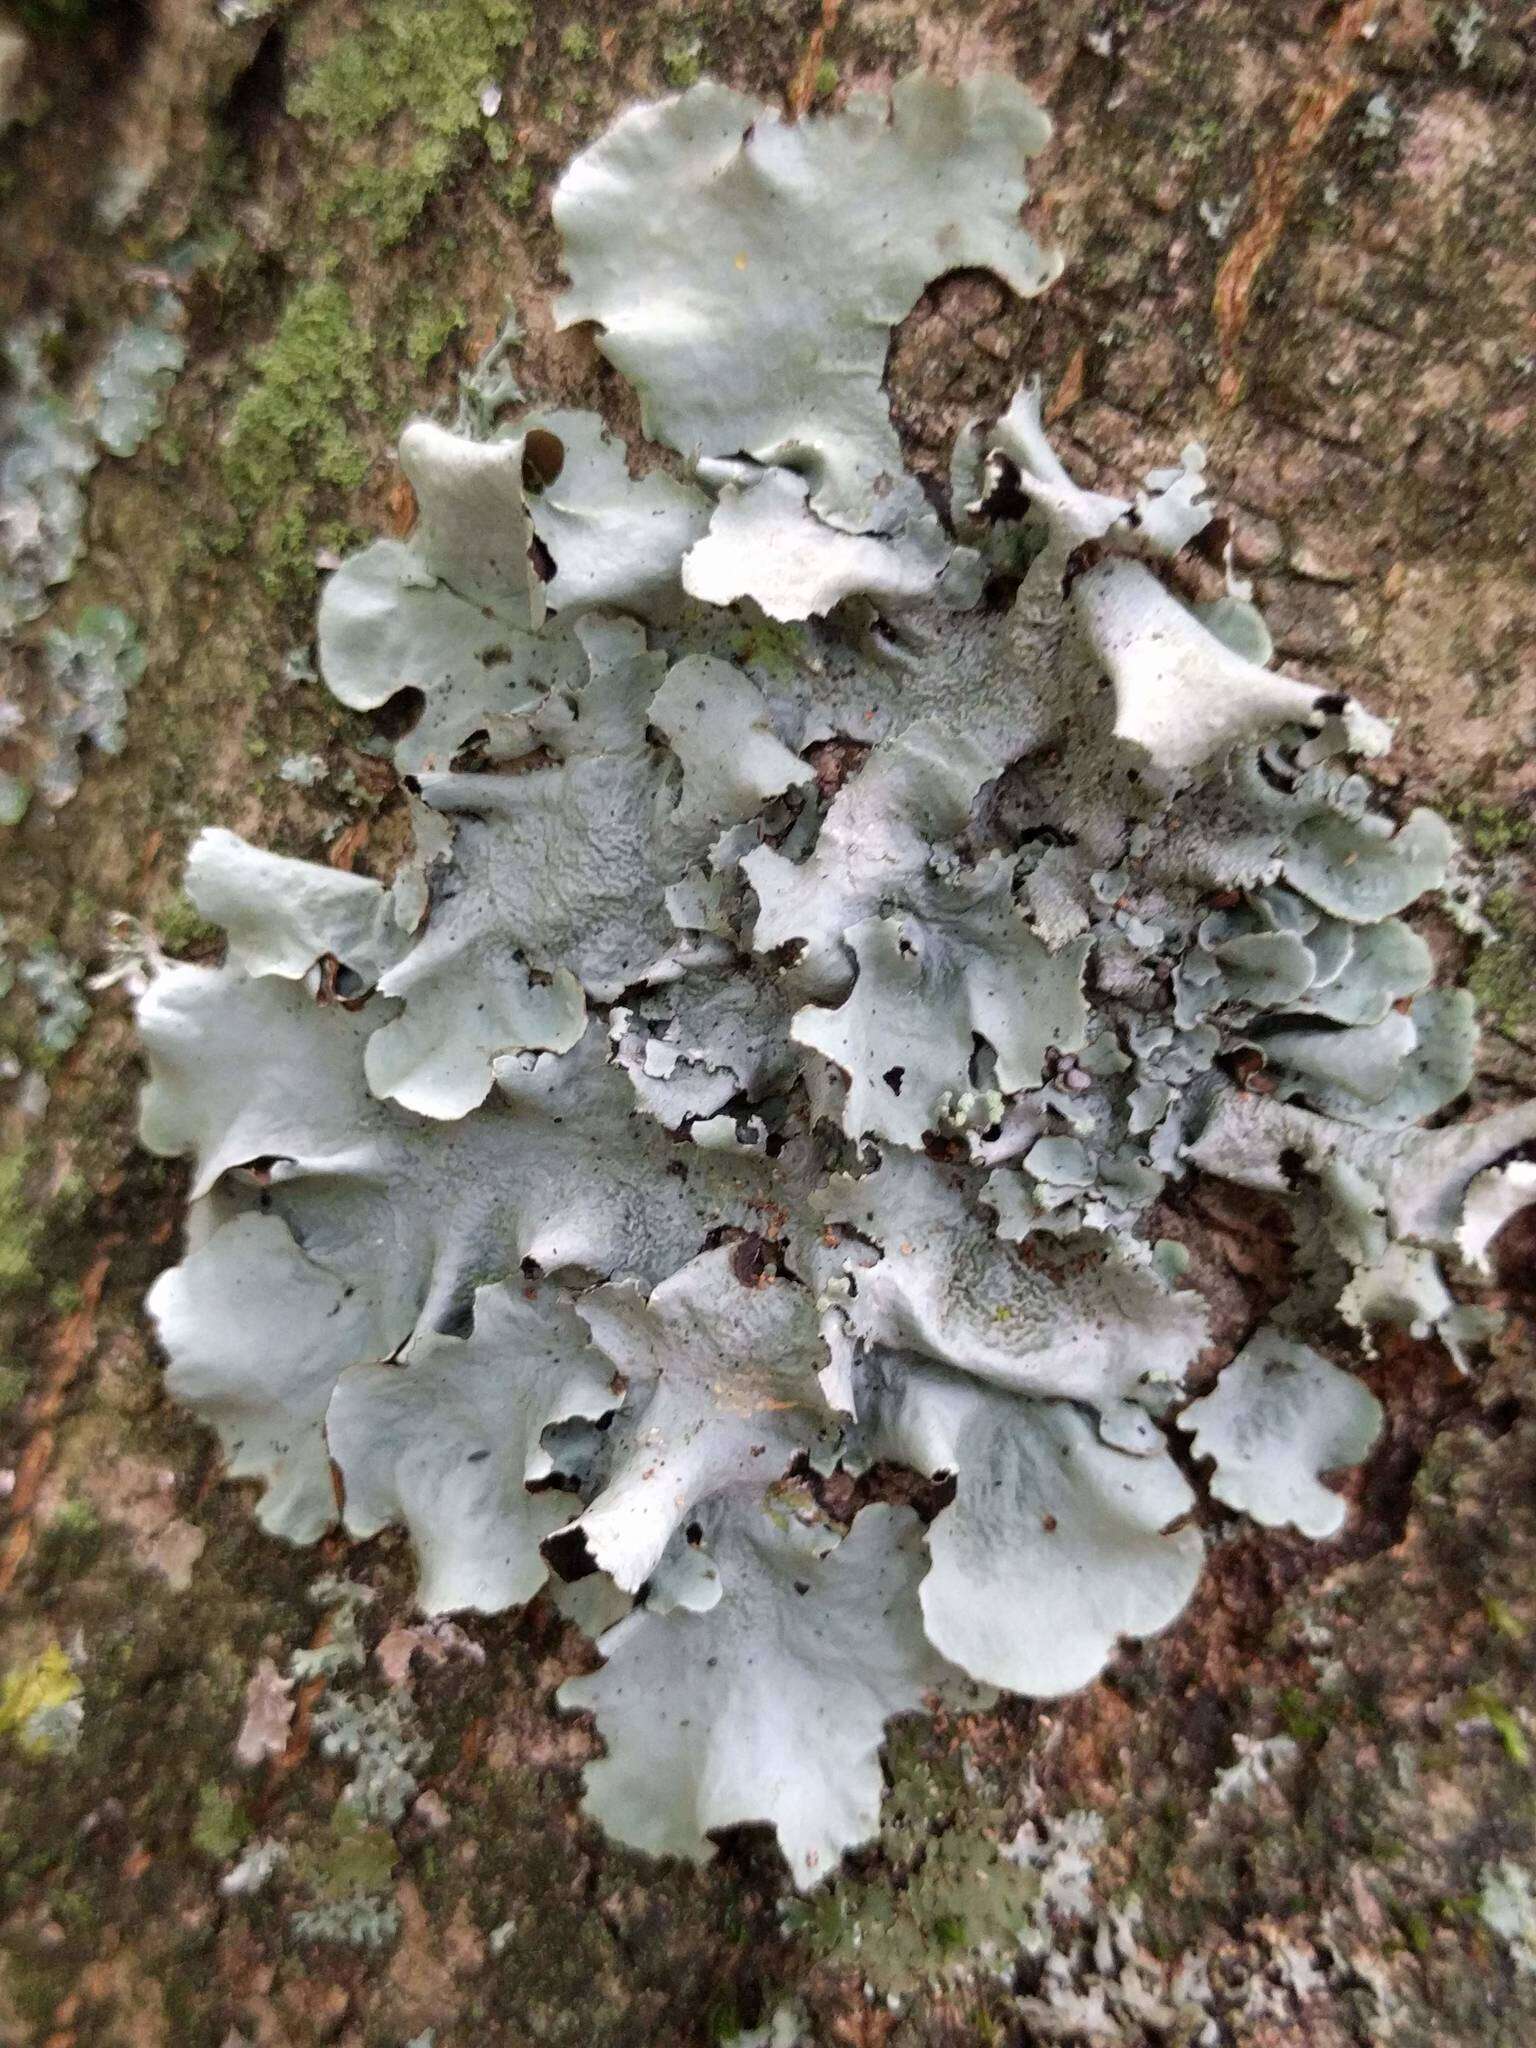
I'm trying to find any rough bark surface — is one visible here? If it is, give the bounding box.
[1,2,1534,2044]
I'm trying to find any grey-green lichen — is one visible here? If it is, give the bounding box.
[135,73,1536,1896]
[14,940,90,1053]
[1,297,186,636]
[0,322,97,633]
[89,296,186,459]
[235,1576,428,1948]
[37,603,145,806]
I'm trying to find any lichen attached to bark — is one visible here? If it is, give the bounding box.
[137,71,1536,1893]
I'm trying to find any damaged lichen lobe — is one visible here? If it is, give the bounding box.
[134,70,1535,1894]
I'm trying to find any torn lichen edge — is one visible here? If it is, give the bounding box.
[136,73,1536,1893]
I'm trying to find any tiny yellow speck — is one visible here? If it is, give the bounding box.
[734,253,749,270]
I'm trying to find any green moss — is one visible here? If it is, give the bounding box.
[403,296,469,370]
[0,1146,40,1298]
[192,1783,252,1860]
[1486,1597,1526,1643]
[661,35,703,89]
[1392,1902,1434,1956]
[1469,887,1536,1042]
[1450,799,1534,858]
[290,0,527,140]
[1123,1789,1192,1905]
[296,1802,399,1901]
[155,892,222,956]
[0,1363,26,1414]
[498,165,536,211]
[1172,114,1224,164]
[222,279,377,591]
[290,0,531,243]
[333,143,455,245]
[1463,1686,1531,1767]
[560,22,596,60]
[785,1729,1037,1992]
[729,615,810,681]
[1412,1433,1466,1512]
[37,1498,104,1578]
[814,58,840,99]
[1277,1686,1331,1747]
[225,278,374,501]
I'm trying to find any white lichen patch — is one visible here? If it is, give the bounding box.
[554,73,1059,531]
[1480,1859,1536,1978]
[1178,1329,1383,1540]
[137,73,1531,1892]
[185,829,405,989]
[559,1503,950,1886]
[328,1282,618,1614]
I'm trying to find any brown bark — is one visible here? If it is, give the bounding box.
[1,3,1534,2043]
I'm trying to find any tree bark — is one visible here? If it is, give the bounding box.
[1,3,1534,2043]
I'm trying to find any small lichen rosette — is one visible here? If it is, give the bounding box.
[139,75,1536,1891]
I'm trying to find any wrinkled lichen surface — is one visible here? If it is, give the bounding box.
[135,71,1536,1891]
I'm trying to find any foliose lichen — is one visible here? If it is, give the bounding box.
[137,74,1536,1891]
[1,297,186,636]
[89,293,186,459]
[0,323,97,635]
[37,602,146,806]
